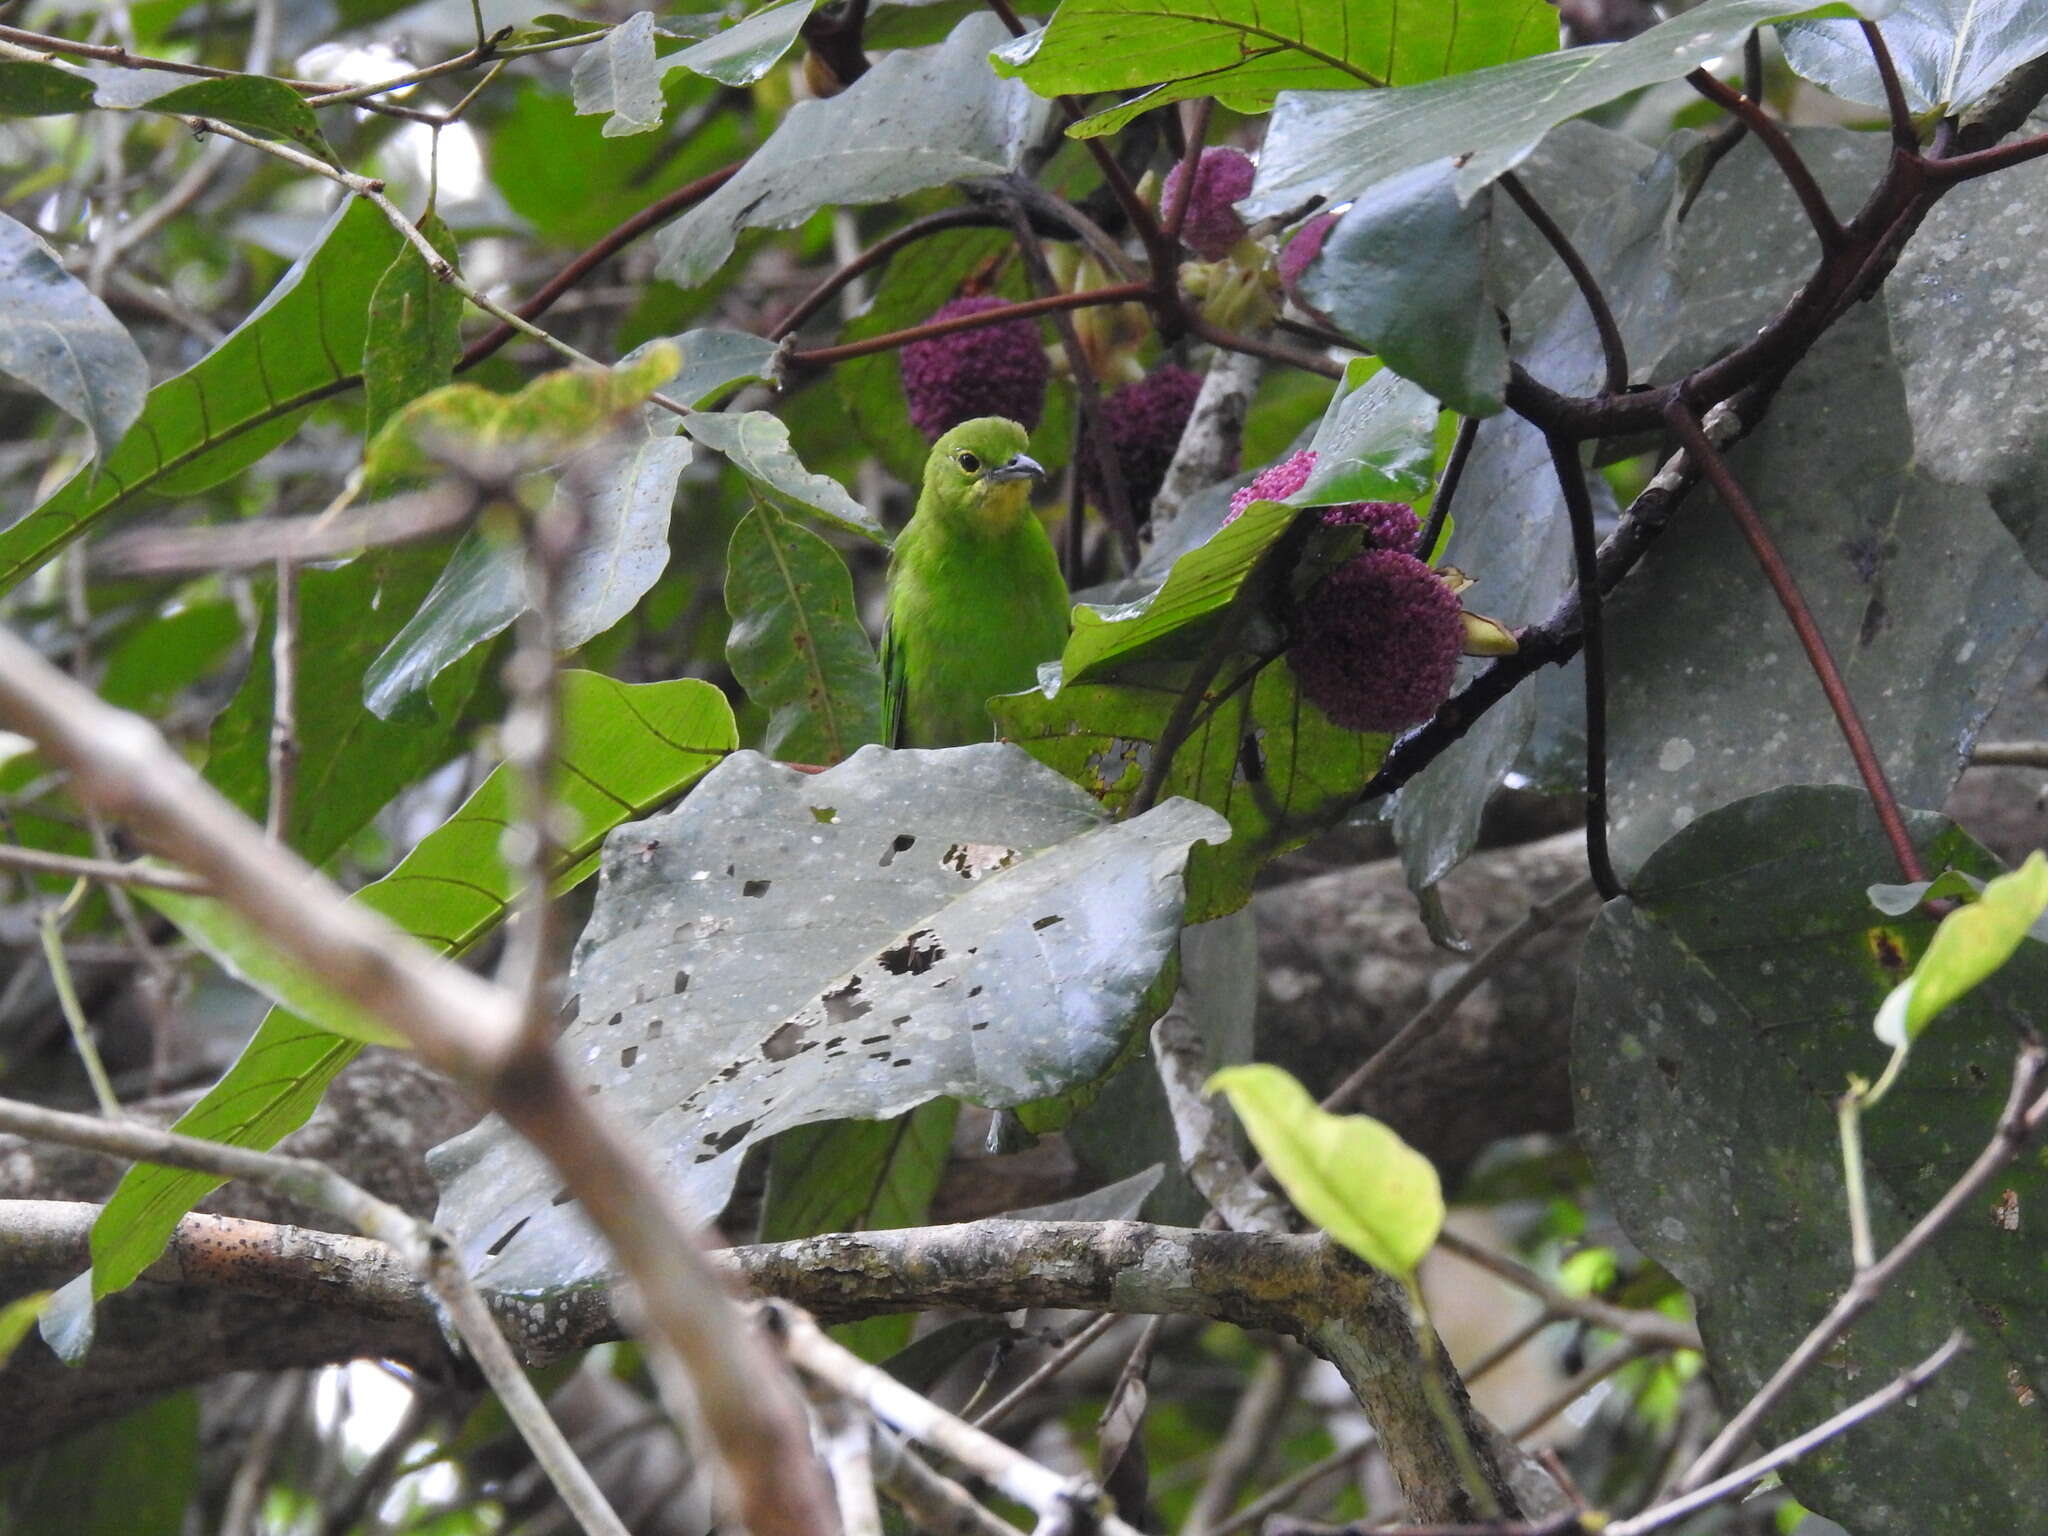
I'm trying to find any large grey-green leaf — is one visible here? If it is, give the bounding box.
[1575,787,2048,1534]
[988,0,1558,137]
[642,328,784,408]
[363,430,691,717]
[0,211,147,461]
[1782,0,2048,113]
[1299,161,1508,418]
[655,13,1050,288]
[1602,303,2047,879]
[1885,151,2048,578]
[571,10,665,136]
[429,744,1226,1294]
[665,0,820,86]
[685,408,884,541]
[725,501,884,764]
[1242,0,1891,216]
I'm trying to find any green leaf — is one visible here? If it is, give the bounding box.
[686,408,885,541]
[363,213,463,439]
[88,69,335,161]
[760,1099,960,1239]
[0,210,149,460]
[991,0,1558,137]
[86,674,737,1308]
[0,1291,50,1368]
[99,598,240,716]
[0,1391,198,1534]
[725,502,884,764]
[0,196,402,596]
[1299,162,1509,418]
[655,13,1051,287]
[1243,0,1892,216]
[1874,851,2048,1049]
[640,327,784,407]
[1207,1064,1443,1284]
[431,743,1224,1294]
[0,58,97,115]
[1575,787,2048,1533]
[1783,0,2048,113]
[993,659,1389,922]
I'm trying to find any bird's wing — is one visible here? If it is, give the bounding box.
[880,598,907,749]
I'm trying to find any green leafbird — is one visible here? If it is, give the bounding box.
[883,417,1069,748]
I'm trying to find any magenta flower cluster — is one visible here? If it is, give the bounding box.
[899,296,1049,442]
[1161,147,1256,261]
[1085,365,1204,520]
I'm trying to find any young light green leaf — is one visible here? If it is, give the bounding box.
[725,502,883,764]
[1867,868,1982,915]
[1243,0,1893,216]
[1206,1063,1444,1283]
[84,674,737,1308]
[991,0,1558,138]
[1874,850,2048,1049]
[0,197,402,595]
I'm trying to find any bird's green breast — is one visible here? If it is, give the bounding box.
[889,513,1069,748]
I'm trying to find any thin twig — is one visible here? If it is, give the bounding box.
[1677,1046,2047,1492]
[770,206,1002,341]
[1498,174,1628,396]
[1677,31,1763,223]
[1201,1437,1376,1536]
[1611,1333,1967,1536]
[41,892,123,1117]
[265,555,299,845]
[871,1430,1020,1536]
[788,283,1153,368]
[99,482,484,575]
[1162,99,1213,247]
[1431,1231,1700,1355]
[1505,1340,1648,1441]
[1970,740,2048,768]
[1545,433,1621,897]
[1685,69,1845,251]
[220,1372,305,1536]
[1319,877,1598,1120]
[1418,416,1480,563]
[1185,1348,1300,1536]
[971,1312,1121,1430]
[0,842,209,893]
[1661,398,1923,883]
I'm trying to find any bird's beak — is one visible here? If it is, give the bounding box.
[988,453,1045,483]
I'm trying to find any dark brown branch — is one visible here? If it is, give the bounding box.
[1499,173,1628,395]
[1162,99,1213,246]
[1660,398,1924,883]
[1922,127,2048,183]
[1418,415,1480,561]
[459,161,742,371]
[1686,69,1846,252]
[1545,433,1621,897]
[1190,311,1344,379]
[1677,31,1763,222]
[1859,21,1919,151]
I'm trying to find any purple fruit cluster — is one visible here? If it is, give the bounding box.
[1084,365,1204,520]
[899,296,1049,442]
[1223,450,1458,732]
[1161,147,1256,261]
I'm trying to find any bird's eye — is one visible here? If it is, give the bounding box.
[956,451,981,474]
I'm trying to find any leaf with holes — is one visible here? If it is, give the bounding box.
[991,0,1558,138]
[73,675,736,1327]
[725,502,883,765]
[1242,0,1892,216]
[655,13,1050,288]
[428,743,1225,1295]
[0,211,148,462]
[0,196,401,596]
[1575,786,2048,1533]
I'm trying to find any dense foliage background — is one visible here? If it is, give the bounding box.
[0,0,2045,1533]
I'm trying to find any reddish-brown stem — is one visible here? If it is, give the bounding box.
[786,282,1151,367]
[1922,128,2048,182]
[1188,312,1343,379]
[1687,68,1846,252]
[1662,399,1924,883]
[1859,21,1919,151]
[1546,433,1622,899]
[770,206,1003,341]
[1499,171,1628,395]
[458,162,741,371]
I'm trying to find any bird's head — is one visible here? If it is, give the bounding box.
[922,417,1044,534]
